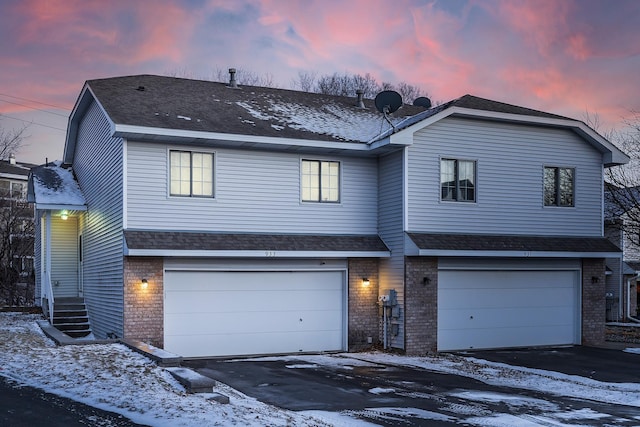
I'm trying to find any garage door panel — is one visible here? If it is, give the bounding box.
[438,268,579,351]
[166,329,342,358]
[168,271,343,292]
[439,270,576,289]
[438,324,575,351]
[164,310,343,336]
[439,306,574,330]
[166,289,341,313]
[164,270,345,357]
[439,287,576,310]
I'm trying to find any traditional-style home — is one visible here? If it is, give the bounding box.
[28,72,628,357]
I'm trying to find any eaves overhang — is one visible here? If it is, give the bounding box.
[124,248,390,258]
[113,124,372,155]
[405,232,622,259]
[411,249,621,259]
[34,203,87,211]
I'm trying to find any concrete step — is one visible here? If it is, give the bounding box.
[54,309,88,318]
[53,316,89,324]
[51,297,93,339]
[65,330,92,338]
[54,322,91,332]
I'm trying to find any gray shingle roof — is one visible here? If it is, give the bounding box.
[0,159,37,177]
[27,163,86,206]
[85,75,575,145]
[87,75,426,144]
[124,230,389,252]
[407,233,621,253]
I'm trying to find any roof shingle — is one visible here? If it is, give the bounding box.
[124,230,389,253]
[407,233,621,253]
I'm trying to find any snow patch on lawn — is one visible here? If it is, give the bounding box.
[0,313,333,427]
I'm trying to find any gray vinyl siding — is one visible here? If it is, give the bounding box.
[407,117,604,236]
[34,213,41,305]
[378,150,405,349]
[73,100,124,339]
[50,217,78,297]
[126,142,378,234]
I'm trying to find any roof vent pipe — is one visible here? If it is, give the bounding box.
[228,68,238,88]
[356,89,365,108]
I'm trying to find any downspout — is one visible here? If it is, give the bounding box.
[627,273,640,323]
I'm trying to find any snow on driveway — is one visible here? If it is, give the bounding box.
[2,312,640,426]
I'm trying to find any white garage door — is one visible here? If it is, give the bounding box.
[438,270,579,351]
[164,270,345,357]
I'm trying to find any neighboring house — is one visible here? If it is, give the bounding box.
[605,185,640,321]
[0,154,36,305]
[28,73,628,358]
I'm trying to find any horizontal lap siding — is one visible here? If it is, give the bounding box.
[378,151,405,349]
[408,117,604,236]
[34,215,41,303]
[74,100,124,339]
[126,142,378,234]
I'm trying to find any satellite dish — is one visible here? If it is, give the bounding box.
[374,91,403,114]
[413,97,432,109]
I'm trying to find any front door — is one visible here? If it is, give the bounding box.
[50,216,79,298]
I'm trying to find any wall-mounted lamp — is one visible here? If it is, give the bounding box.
[362,278,371,287]
[423,277,431,286]
[591,276,599,284]
[60,211,68,220]
[141,279,149,289]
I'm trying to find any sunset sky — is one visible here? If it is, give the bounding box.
[0,0,638,164]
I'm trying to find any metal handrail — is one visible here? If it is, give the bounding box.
[43,272,54,323]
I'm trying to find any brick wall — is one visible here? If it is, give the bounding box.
[123,257,164,347]
[404,257,438,355]
[582,258,606,346]
[348,258,379,351]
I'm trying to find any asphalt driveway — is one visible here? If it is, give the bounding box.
[184,346,640,426]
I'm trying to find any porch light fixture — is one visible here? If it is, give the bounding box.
[141,279,149,289]
[362,278,370,287]
[423,277,431,286]
[60,211,68,220]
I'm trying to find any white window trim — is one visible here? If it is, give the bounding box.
[299,158,342,204]
[439,156,478,203]
[543,165,575,208]
[167,148,217,199]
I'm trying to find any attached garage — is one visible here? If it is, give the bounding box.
[164,269,346,358]
[437,260,581,351]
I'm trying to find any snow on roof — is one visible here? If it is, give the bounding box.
[29,162,86,207]
[236,96,407,143]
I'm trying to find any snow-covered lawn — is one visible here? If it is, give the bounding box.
[0,313,339,426]
[2,312,640,426]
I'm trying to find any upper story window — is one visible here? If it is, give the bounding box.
[544,166,574,207]
[170,150,214,197]
[441,158,476,202]
[0,179,26,199]
[301,160,340,203]
[11,182,26,200]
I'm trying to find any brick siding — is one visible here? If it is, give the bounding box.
[582,258,606,346]
[348,258,379,351]
[404,256,438,355]
[123,257,164,347]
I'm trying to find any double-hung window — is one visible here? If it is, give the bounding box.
[170,150,214,197]
[440,158,476,202]
[301,160,340,203]
[544,166,574,207]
